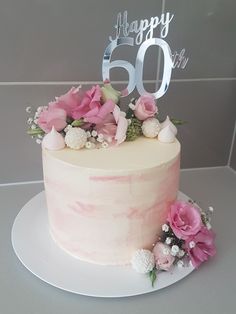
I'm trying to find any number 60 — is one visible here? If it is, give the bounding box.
[102,37,173,99]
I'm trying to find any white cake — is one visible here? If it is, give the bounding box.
[43,137,180,265]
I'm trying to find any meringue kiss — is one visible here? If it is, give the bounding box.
[42,126,65,150]
[161,116,177,135]
[158,125,176,143]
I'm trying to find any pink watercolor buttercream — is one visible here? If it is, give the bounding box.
[42,138,180,265]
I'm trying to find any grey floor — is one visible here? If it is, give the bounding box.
[1,167,235,314]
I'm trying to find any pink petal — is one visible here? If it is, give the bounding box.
[115,116,128,144]
[47,118,67,132]
[113,105,121,124]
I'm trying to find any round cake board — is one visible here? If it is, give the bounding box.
[11,191,195,298]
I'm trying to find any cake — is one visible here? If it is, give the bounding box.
[26,82,216,285]
[43,137,180,265]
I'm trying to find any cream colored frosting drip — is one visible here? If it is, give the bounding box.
[43,136,180,171]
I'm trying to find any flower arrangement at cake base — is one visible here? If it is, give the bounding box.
[131,200,216,287]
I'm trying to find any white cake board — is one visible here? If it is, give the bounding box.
[11,191,195,298]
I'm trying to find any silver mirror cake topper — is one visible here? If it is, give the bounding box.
[102,11,189,99]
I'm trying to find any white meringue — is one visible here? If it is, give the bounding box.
[161,116,177,135]
[158,125,176,143]
[42,126,65,150]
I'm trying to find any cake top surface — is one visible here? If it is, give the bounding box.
[43,136,180,171]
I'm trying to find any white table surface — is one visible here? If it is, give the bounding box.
[1,167,235,314]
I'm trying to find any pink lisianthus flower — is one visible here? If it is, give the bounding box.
[83,99,116,125]
[95,105,128,145]
[167,201,202,240]
[72,85,102,121]
[49,86,82,117]
[37,107,67,133]
[153,242,175,271]
[134,95,157,121]
[184,227,216,268]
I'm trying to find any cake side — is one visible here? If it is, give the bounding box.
[43,138,180,265]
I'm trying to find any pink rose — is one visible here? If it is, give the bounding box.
[49,86,82,117]
[37,107,67,133]
[95,105,128,145]
[153,242,175,271]
[134,95,157,120]
[167,201,202,240]
[72,85,102,121]
[184,227,216,268]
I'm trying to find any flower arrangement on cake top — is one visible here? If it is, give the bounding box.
[26,82,183,150]
[131,200,216,286]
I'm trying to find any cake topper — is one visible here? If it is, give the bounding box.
[102,11,189,99]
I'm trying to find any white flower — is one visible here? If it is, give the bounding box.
[101,141,109,148]
[189,241,196,249]
[37,106,43,113]
[36,139,42,144]
[97,137,104,143]
[65,127,87,150]
[37,134,43,139]
[85,141,92,149]
[142,118,161,138]
[206,222,212,230]
[162,224,169,232]
[177,249,185,258]
[171,245,179,256]
[31,124,36,130]
[163,247,170,255]
[165,237,172,245]
[86,131,91,138]
[25,106,32,113]
[91,130,98,137]
[177,260,184,268]
[98,133,104,141]
[27,118,33,125]
[209,206,214,212]
[131,249,155,274]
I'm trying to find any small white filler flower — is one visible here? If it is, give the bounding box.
[141,118,161,138]
[162,224,169,232]
[171,245,180,256]
[131,249,155,274]
[65,127,87,149]
[165,237,172,245]
[189,241,196,249]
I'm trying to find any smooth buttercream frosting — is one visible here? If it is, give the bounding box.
[44,136,180,171]
[42,136,180,265]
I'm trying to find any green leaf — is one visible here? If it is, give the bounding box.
[27,128,44,135]
[149,269,157,287]
[71,119,84,127]
[126,117,142,141]
[170,118,187,125]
